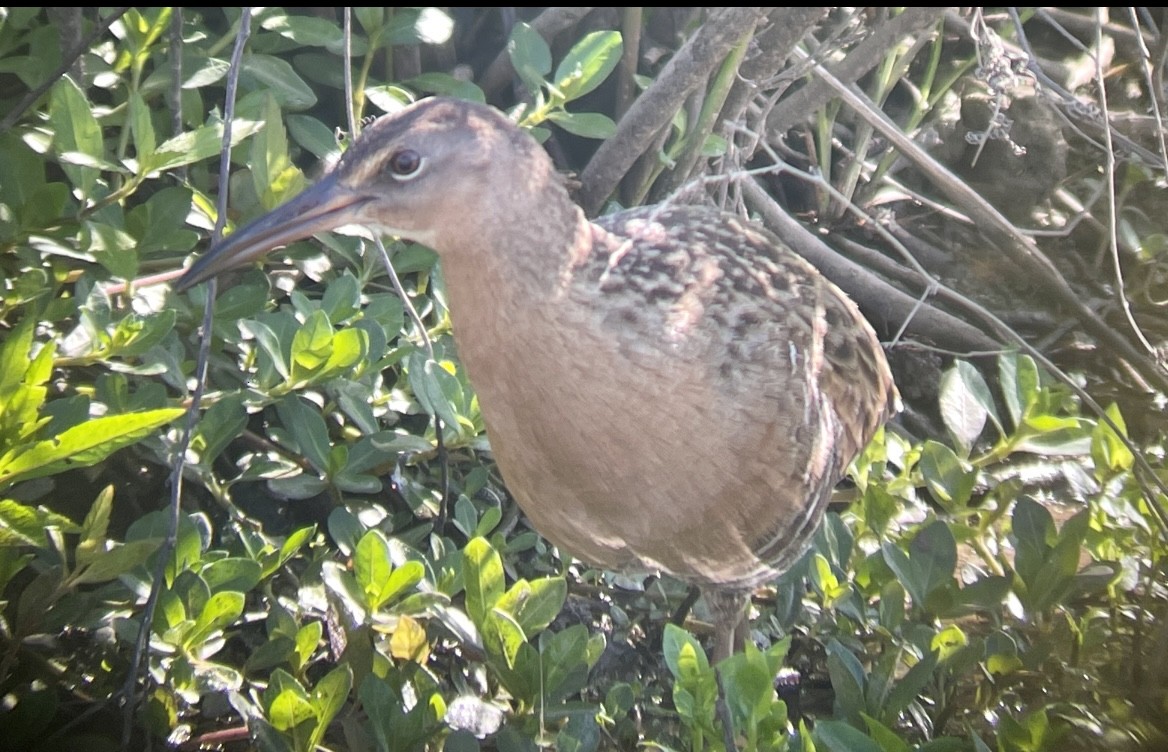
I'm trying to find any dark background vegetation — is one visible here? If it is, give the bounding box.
[1,7,1167,752]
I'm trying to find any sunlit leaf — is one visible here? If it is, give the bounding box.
[553,30,622,101]
[508,22,551,97]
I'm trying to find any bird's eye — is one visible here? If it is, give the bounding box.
[387,149,424,180]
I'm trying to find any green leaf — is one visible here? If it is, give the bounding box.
[363,84,413,117]
[49,76,103,198]
[260,13,344,47]
[326,508,363,558]
[86,221,140,280]
[186,590,245,647]
[556,714,601,752]
[353,7,384,37]
[1012,496,1054,588]
[380,560,425,609]
[701,133,729,157]
[939,361,994,453]
[863,715,912,752]
[540,624,592,700]
[354,529,424,611]
[268,686,316,732]
[287,114,341,160]
[75,485,113,566]
[918,440,976,509]
[814,720,885,751]
[142,119,265,174]
[253,95,289,202]
[825,639,866,725]
[354,529,392,610]
[109,309,177,357]
[507,22,552,97]
[290,309,335,372]
[318,273,360,324]
[261,134,306,210]
[289,309,368,386]
[956,575,1011,612]
[275,396,331,475]
[128,91,156,161]
[71,539,162,585]
[813,553,847,604]
[1070,561,1119,597]
[494,576,566,638]
[662,623,709,678]
[553,30,623,101]
[482,607,527,668]
[240,54,317,110]
[0,408,186,491]
[474,506,502,538]
[309,664,352,749]
[546,110,616,139]
[0,549,35,596]
[0,131,48,212]
[452,495,479,538]
[192,394,247,466]
[320,560,368,625]
[0,316,52,449]
[931,624,968,662]
[240,318,290,381]
[1090,402,1134,478]
[0,500,81,547]
[881,650,937,720]
[882,544,924,610]
[408,352,464,436]
[201,557,263,594]
[294,621,323,669]
[246,636,296,673]
[406,72,486,103]
[910,520,957,601]
[720,646,776,731]
[999,352,1039,428]
[463,537,504,627]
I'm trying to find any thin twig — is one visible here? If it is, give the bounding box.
[614,7,642,120]
[740,178,997,353]
[797,45,1168,393]
[722,7,828,133]
[1092,9,1157,357]
[168,9,186,182]
[579,7,768,215]
[121,11,252,749]
[766,7,947,134]
[1006,8,1162,167]
[1125,7,1168,176]
[756,156,1168,538]
[0,7,132,132]
[650,27,754,201]
[344,9,450,527]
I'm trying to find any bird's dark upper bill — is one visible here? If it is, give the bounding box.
[174,172,369,291]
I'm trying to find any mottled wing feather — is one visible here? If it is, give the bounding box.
[585,204,896,573]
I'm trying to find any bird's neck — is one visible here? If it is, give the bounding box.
[434,188,593,392]
[439,188,589,310]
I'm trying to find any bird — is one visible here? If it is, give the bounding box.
[176,96,896,700]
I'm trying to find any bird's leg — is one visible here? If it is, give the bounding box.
[670,584,702,627]
[707,588,749,664]
[706,589,750,750]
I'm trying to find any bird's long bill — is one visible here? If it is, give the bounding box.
[174,172,369,292]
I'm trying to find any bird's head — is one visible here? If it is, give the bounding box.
[175,97,554,291]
